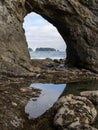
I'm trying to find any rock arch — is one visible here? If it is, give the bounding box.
[0,0,98,76]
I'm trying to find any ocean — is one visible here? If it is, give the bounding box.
[29,51,66,59]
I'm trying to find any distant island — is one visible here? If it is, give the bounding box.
[28,48,33,52]
[35,47,56,51]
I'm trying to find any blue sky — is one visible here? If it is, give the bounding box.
[23,12,66,51]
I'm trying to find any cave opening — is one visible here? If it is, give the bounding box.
[23,12,66,59]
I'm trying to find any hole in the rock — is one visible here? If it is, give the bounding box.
[23,12,66,59]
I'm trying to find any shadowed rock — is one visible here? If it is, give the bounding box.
[0,0,98,76]
[80,91,98,105]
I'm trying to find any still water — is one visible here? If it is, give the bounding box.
[25,83,66,119]
[25,81,98,124]
[1,81,98,128]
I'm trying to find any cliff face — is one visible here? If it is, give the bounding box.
[26,0,98,72]
[0,0,32,76]
[0,0,98,76]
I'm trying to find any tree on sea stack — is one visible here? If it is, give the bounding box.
[35,47,56,51]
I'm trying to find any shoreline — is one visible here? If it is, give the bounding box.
[0,58,98,83]
[0,58,98,84]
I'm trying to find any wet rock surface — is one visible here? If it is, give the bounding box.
[54,94,97,130]
[0,81,98,130]
[0,82,41,130]
[0,59,98,83]
[30,59,98,83]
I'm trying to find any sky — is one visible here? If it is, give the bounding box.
[23,12,66,51]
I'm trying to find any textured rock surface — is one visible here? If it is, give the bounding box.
[66,123,98,130]
[81,91,98,105]
[0,0,98,75]
[0,0,33,76]
[26,0,98,72]
[54,94,97,129]
[0,82,41,130]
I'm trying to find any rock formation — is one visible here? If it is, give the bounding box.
[54,94,97,130]
[80,90,98,105]
[35,47,56,51]
[0,0,98,76]
[28,47,33,52]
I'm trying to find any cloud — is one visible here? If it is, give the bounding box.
[23,12,66,51]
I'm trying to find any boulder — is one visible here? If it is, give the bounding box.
[80,91,98,105]
[54,94,97,129]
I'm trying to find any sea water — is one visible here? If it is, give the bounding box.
[29,51,66,59]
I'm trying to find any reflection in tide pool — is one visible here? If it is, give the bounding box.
[25,83,66,119]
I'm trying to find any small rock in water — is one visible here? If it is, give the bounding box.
[32,98,37,101]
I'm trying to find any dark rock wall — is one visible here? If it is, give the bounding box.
[0,0,98,75]
[0,0,32,75]
[26,0,98,72]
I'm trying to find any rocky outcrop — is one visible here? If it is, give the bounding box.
[66,124,98,130]
[0,0,98,76]
[0,82,41,130]
[54,94,97,130]
[35,47,56,52]
[0,0,33,76]
[80,91,98,105]
[26,0,98,72]
[28,48,33,52]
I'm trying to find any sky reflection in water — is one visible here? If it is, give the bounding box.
[25,83,66,119]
